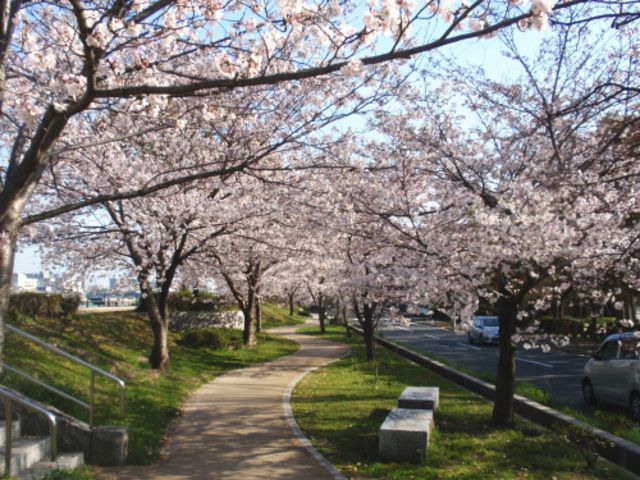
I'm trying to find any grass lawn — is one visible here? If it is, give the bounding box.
[261,303,308,329]
[3,309,298,466]
[292,327,632,479]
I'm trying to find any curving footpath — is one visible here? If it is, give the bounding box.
[97,320,348,480]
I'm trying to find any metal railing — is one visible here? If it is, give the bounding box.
[0,384,57,478]
[4,324,126,427]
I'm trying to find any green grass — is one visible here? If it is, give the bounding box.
[261,303,307,329]
[40,467,94,480]
[556,404,640,446]
[3,311,298,466]
[292,327,631,479]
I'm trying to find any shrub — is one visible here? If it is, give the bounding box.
[179,327,244,350]
[60,295,81,317]
[298,310,312,317]
[168,291,220,312]
[9,292,80,319]
[558,423,613,470]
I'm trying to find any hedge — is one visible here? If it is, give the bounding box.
[9,292,80,319]
[137,289,233,313]
[178,327,244,350]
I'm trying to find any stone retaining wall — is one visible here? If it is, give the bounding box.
[170,310,244,331]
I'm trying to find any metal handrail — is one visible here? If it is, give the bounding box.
[3,365,90,411]
[0,384,57,478]
[5,324,126,426]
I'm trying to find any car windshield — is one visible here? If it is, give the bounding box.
[482,317,499,327]
[620,339,640,360]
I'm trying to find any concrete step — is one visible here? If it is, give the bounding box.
[0,419,22,448]
[15,452,85,480]
[0,436,50,476]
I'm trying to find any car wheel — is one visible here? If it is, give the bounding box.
[630,393,640,421]
[582,379,596,406]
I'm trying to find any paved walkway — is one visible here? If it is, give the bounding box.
[97,320,348,480]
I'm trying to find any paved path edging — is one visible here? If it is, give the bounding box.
[282,347,351,480]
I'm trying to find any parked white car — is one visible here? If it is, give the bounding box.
[467,316,500,345]
[582,332,640,419]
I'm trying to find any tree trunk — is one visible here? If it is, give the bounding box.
[0,227,18,371]
[242,307,256,346]
[353,299,377,360]
[362,303,377,361]
[342,305,351,337]
[318,305,326,333]
[255,297,262,333]
[492,298,517,426]
[589,317,598,340]
[144,290,170,370]
[288,292,295,316]
[363,319,376,361]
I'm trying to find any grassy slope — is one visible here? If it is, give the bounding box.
[261,303,307,329]
[292,327,631,480]
[3,310,298,465]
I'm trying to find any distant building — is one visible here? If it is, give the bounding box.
[11,272,39,292]
[11,271,83,295]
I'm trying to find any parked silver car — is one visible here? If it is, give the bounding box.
[582,332,640,419]
[467,316,500,345]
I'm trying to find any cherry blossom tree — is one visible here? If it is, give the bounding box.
[285,163,415,353]
[41,181,240,369]
[32,55,403,368]
[186,167,318,346]
[2,0,637,350]
[359,23,640,425]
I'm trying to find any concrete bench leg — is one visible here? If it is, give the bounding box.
[379,408,434,462]
[398,386,439,411]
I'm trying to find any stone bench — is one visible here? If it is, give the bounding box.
[378,408,434,462]
[398,386,439,412]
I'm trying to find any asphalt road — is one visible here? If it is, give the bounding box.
[378,319,590,409]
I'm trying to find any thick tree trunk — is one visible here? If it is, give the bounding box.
[492,298,518,426]
[255,297,262,333]
[0,226,18,371]
[242,307,256,346]
[288,292,295,316]
[144,290,170,370]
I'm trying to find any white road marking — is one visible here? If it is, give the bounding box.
[516,358,554,369]
[457,342,482,351]
[423,334,440,339]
